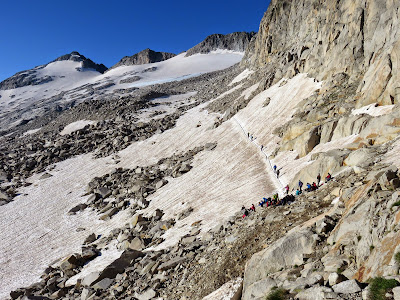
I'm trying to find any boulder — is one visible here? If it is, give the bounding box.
[295,286,336,300]
[83,233,97,245]
[97,187,111,199]
[92,278,113,290]
[343,148,376,167]
[68,203,87,214]
[393,286,400,300]
[242,278,277,300]
[129,237,145,251]
[129,214,145,229]
[328,272,348,286]
[80,288,93,300]
[332,279,361,294]
[158,257,186,271]
[82,249,144,287]
[99,207,118,220]
[60,254,79,271]
[135,288,157,300]
[243,228,318,295]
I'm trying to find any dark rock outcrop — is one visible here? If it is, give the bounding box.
[111,49,176,69]
[52,51,107,73]
[185,32,256,57]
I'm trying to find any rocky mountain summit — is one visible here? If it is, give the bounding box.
[4,0,400,300]
[185,32,256,56]
[51,51,108,73]
[111,49,176,69]
[0,51,107,91]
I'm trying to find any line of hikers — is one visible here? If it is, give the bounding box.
[241,172,333,218]
[295,172,332,195]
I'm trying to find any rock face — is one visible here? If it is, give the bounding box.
[244,0,400,108]
[0,51,107,90]
[111,48,176,69]
[51,51,108,73]
[185,32,256,56]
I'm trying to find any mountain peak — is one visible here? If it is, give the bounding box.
[111,49,176,69]
[52,52,107,73]
[185,31,256,57]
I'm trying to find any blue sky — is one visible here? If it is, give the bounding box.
[0,0,270,81]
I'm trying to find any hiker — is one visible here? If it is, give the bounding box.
[272,193,279,205]
[261,145,264,151]
[250,204,256,211]
[298,180,303,191]
[273,165,277,173]
[242,209,249,218]
[276,169,280,178]
[285,185,289,195]
[317,174,321,186]
[306,183,311,192]
[312,182,318,191]
[295,189,301,196]
[326,173,332,182]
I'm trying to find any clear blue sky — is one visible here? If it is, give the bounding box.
[0,0,270,81]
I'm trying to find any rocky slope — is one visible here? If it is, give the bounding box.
[5,1,400,300]
[186,32,256,56]
[111,49,176,69]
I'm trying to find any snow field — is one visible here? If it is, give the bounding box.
[0,51,244,131]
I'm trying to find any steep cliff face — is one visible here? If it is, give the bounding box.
[244,0,400,108]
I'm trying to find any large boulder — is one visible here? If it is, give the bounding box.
[243,228,318,298]
[82,249,144,287]
[343,148,376,167]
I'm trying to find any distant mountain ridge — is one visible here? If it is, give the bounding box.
[185,32,256,57]
[110,49,176,69]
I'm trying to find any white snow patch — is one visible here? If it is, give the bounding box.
[202,277,243,300]
[241,82,260,100]
[331,197,340,205]
[229,69,254,86]
[23,128,41,136]
[352,103,394,117]
[60,120,95,135]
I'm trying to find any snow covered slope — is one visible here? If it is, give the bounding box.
[0,51,243,131]
[0,74,320,298]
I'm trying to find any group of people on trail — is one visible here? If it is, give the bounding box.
[242,192,296,218]
[240,172,334,218]
[295,173,332,195]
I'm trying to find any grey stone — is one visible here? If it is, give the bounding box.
[328,272,348,286]
[97,187,111,199]
[295,286,335,300]
[158,257,186,271]
[92,278,113,290]
[332,279,361,294]
[135,288,156,300]
[392,286,400,300]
